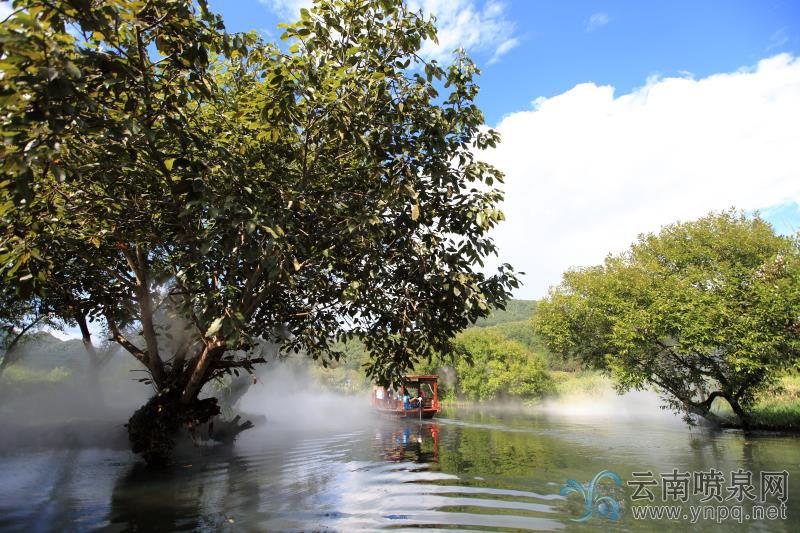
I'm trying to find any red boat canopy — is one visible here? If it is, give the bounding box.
[403,375,438,382]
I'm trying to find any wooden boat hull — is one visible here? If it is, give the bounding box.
[375,406,438,419]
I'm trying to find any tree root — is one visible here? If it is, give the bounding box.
[127,393,221,465]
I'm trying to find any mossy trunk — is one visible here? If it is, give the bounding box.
[127,392,221,465]
[727,396,751,430]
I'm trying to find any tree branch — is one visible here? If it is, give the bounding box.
[0,316,44,376]
[181,340,225,404]
[123,245,165,384]
[104,312,148,367]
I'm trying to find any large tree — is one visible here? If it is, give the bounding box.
[534,210,800,428]
[0,0,517,462]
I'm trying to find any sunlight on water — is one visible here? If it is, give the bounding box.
[1,404,799,531]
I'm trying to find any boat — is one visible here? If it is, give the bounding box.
[372,374,439,419]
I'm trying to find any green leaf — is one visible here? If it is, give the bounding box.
[64,61,81,79]
[205,316,224,338]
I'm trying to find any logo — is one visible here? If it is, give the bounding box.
[560,470,623,522]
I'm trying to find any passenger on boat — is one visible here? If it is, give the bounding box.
[404,392,424,410]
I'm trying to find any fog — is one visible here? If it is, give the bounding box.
[238,362,374,433]
[0,346,149,452]
[0,331,685,460]
[0,335,376,454]
[538,387,684,423]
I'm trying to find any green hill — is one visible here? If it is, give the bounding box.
[471,299,537,327]
[1,332,88,372]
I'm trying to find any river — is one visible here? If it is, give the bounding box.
[0,396,798,531]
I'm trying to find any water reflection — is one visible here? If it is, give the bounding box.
[376,422,439,463]
[1,408,799,531]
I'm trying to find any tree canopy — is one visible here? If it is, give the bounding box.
[534,210,800,427]
[450,328,552,401]
[0,0,517,461]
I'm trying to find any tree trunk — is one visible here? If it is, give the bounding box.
[127,390,221,465]
[127,348,257,464]
[181,341,224,403]
[686,402,726,428]
[75,311,106,398]
[0,317,43,378]
[680,391,728,428]
[124,335,261,464]
[727,396,751,430]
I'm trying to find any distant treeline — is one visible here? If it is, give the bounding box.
[317,209,800,432]
[312,299,560,402]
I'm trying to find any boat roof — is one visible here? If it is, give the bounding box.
[403,374,438,382]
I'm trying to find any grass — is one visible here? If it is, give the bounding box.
[708,372,800,431]
[746,399,800,430]
[548,369,613,397]
[740,373,800,430]
[1,365,72,383]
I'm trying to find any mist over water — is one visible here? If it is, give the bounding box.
[1,350,799,531]
[0,344,148,452]
[539,387,684,423]
[238,362,374,433]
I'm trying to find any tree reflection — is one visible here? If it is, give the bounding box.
[375,422,439,463]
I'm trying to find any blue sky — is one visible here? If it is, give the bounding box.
[213,1,800,125]
[214,1,800,298]
[476,1,800,125]
[5,0,795,339]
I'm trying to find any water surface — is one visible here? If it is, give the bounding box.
[1,403,798,531]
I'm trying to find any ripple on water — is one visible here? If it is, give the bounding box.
[230,425,566,531]
[3,409,799,531]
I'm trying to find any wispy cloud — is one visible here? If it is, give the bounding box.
[490,37,520,64]
[481,54,800,298]
[405,0,520,64]
[768,28,789,51]
[259,0,519,65]
[585,12,611,32]
[258,0,313,19]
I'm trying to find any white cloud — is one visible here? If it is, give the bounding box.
[260,0,518,64]
[481,54,800,298]
[409,0,518,64]
[767,28,789,51]
[259,0,313,19]
[1,1,14,20]
[586,12,610,32]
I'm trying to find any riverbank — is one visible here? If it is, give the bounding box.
[550,370,800,433]
[710,372,800,431]
[549,370,800,432]
[439,370,800,432]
